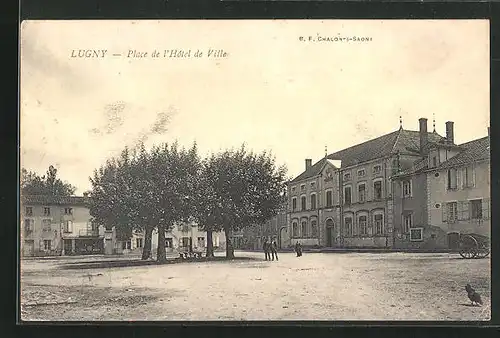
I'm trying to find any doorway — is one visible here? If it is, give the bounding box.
[326,227,332,247]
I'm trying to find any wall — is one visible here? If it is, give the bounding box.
[427,160,490,240]
[392,172,439,249]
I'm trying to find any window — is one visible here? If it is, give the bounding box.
[447,169,458,190]
[374,214,384,235]
[165,238,173,248]
[300,184,306,191]
[310,181,316,189]
[357,169,366,177]
[464,166,474,188]
[373,181,382,200]
[181,237,190,247]
[42,219,51,231]
[403,213,413,233]
[197,237,205,247]
[63,220,73,233]
[292,222,298,237]
[310,194,317,210]
[24,219,33,232]
[292,197,297,211]
[25,207,33,216]
[358,184,366,203]
[432,157,437,167]
[343,172,351,181]
[344,186,352,205]
[301,196,306,211]
[301,220,308,238]
[291,186,296,193]
[311,220,318,237]
[326,190,333,207]
[64,208,73,215]
[470,199,483,219]
[43,240,52,251]
[43,207,51,216]
[344,217,353,236]
[359,215,367,235]
[402,180,412,197]
[122,240,131,250]
[136,238,143,248]
[409,228,423,241]
[373,165,382,175]
[446,202,458,223]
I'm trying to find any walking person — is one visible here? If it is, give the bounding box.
[263,237,270,261]
[271,239,278,261]
[295,242,300,257]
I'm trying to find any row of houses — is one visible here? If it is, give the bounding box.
[285,117,490,250]
[20,195,227,257]
[20,117,490,256]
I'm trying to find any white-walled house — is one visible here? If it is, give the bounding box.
[110,222,227,255]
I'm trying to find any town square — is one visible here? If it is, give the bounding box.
[21,251,490,321]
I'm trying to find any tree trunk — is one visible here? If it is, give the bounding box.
[206,230,215,258]
[157,224,167,263]
[224,227,234,259]
[141,226,153,260]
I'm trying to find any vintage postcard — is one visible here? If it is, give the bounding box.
[19,19,490,321]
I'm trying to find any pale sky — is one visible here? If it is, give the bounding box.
[20,20,490,194]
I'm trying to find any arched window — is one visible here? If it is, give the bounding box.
[359,215,368,235]
[292,221,298,237]
[301,220,308,238]
[310,194,317,210]
[344,216,353,236]
[374,212,384,235]
[301,196,306,211]
[311,219,318,237]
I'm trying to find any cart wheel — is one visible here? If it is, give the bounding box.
[459,249,477,259]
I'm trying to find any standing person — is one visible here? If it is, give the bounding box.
[271,239,278,261]
[295,242,300,257]
[298,242,303,257]
[263,237,270,261]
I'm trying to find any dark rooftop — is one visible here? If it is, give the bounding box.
[21,195,90,206]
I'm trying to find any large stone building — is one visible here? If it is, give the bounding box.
[20,195,104,257]
[287,118,451,248]
[393,122,490,249]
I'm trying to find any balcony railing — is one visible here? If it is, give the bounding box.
[79,229,100,237]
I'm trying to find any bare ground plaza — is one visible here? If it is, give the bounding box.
[20,251,490,321]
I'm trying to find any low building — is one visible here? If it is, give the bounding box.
[21,195,104,257]
[111,223,227,255]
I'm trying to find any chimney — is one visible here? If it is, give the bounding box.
[305,159,312,170]
[419,118,428,155]
[445,121,454,144]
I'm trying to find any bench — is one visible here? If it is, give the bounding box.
[179,251,204,259]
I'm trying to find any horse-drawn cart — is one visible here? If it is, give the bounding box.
[458,233,490,259]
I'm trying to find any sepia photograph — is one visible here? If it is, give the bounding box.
[19,19,490,321]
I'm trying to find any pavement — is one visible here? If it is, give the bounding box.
[20,251,490,321]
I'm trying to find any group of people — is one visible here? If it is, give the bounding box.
[263,238,279,261]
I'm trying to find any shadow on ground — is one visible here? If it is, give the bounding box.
[59,256,261,270]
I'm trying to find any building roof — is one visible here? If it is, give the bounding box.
[290,157,328,183]
[432,136,490,171]
[21,195,90,206]
[327,129,446,167]
[290,128,446,183]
